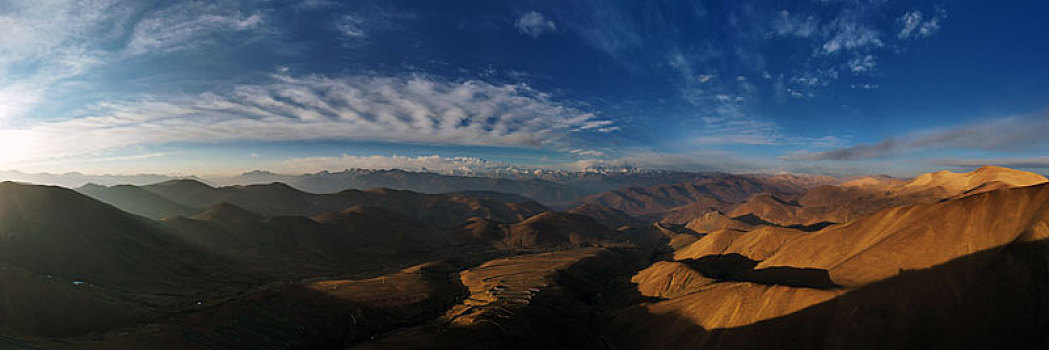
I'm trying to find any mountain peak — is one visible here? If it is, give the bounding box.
[973,164,1027,174]
[904,166,1047,194]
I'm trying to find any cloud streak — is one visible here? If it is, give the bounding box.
[280,154,510,174]
[515,11,556,38]
[785,113,1049,161]
[0,0,125,122]
[8,74,615,163]
[565,150,764,172]
[897,10,944,40]
[123,2,264,55]
[933,157,1049,170]
[0,0,269,124]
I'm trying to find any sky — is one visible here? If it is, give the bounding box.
[1,0,1048,177]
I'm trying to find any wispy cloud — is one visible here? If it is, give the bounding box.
[0,0,270,126]
[695,115,781,145]
[7,74,616,163]
[562,1,948,151]
[933,157,1049,170]
[784,113,1049,161]
[772,10,818,38]
[515,11,556,38]
[564,150,763,172]
[819,16,883,55]
[283,151,768,175]
[332,5,412,41]
[336,15,367,37]
[0,0,126,122]
[897,10,945,40]
[570,1,644,57]
[848,55,877,73]
[696,115,846,148]
[123,2,264,56]
[280,154,509,174]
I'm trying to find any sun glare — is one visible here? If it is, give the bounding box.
[0,130,39,167]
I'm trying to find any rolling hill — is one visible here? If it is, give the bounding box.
[7,166,1049,349]
[0,182,232,337]
[703,166,1049,229]
[579,173,834,219]
[613,179,1049,349]
[79,180,548,229]
[448,211,624,250]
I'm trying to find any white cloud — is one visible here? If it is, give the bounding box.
[897,11,923,39]
[848,55,877,73]
[820,17,883,54]
[695,115,781,145]
[695,113,846,148]
[0,0,126,122]
[564,150,763,172]
[785,113,1049,161]
[280,154,509,174]
[772,10,818,38]
[0,0,268,126]
[123,2,264,55]
[329,6,414,44]
[917,16,942,38]
[3,74,615,165]
[898,11,944,40]
[570,150,607,157]
[336,15,367,38]
[933,156,1049,170]
[791,68,838,87]
[850,83,879,90]
[515,11,556,38]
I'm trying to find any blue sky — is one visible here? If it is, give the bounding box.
[1,0,1048,176]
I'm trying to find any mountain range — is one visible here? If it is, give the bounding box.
[1,165,1048,349]
[3,168,841,208]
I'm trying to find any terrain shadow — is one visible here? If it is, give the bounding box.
[350,247,656,350]
[210,265,465,350]
[730,214,835,232]
[609,238,1049,349]
[681,253,840,290]
[45,257,489,350]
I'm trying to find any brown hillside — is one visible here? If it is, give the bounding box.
[683,210,757,233]
[564,203,645,229]
[661,197,736,224]
[610,181,1049,349]
[732,166,1049,227]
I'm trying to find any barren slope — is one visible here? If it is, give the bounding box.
[610,181,1049,349]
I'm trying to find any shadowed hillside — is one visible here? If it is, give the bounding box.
[0,182,236,337]
[4,167,1049,349]
[79,180,548,228]
[610,238,1049,349]
[613,181,1049,349]
[448,211,627,250]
